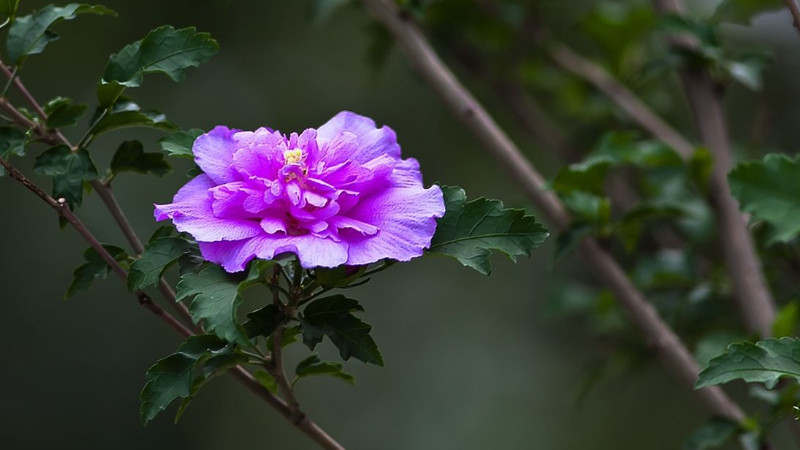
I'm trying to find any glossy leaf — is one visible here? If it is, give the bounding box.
[99,25,218,105]
[128,236,193,290]
[295,354,355,385]
[44,97,87,128]
[140,335,243,425]
[176,265,250,346]
[159,128,203,158]
[33,145,98,207]
[243,304,284,339]
[696,337,800,389]
[110,140,171,177]
[7,4,115,64]
[428,185,549,275]
[301,295,382,365]
[66,244,127,298]
[90,100,177,135]
[729,154,800,244]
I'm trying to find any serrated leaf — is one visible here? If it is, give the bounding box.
[140,334,241,425]
[696,337,800,389]
[0,126,28,176]
[33,145,97,207]
[428,185,549,275]
[99,25,218,106]
[128,236,193,290]
[728,154,800,244]
[684,417,740,450]
[253,370,278,393]
[243,304,284,339]
[7,4,115,64]
[712,0,782,25]
[110,140,171,177]
[65,244,127,298]
[301,295,382,366]
[176,265,249,346]
[90,100,177,135]
[295,354,354,385]
[43,97,87,128]
[158,128,202,158]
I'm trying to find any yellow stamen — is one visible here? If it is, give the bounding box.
[283,149,303,165]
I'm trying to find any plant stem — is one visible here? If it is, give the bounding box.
[362,0,746,423]
[270,265,302,420]
[649,0,776,338]
[784,0,800,35]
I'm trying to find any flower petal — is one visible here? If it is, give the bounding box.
[315,111,400,164]
[198,234,348,272]
[344,185,445,265]
[194,126,242,184]
[154,175,263,242]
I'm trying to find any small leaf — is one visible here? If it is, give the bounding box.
[314,266,367,288]
[684,417,740,450]
[243,304,284,339]
[7,4,115,64]
[696,337,800,389]
[66,244,127,298]
[176,265,249,346]
[295,354,355,385]
[729,154,800,244]
[267,325,301,349]
[428,185,549,275]
[99,25,218,105]
[110,140,171,177]
[301,295,382,366]
[44,96,88,128]
[33,145,98,207]
[128,236,193,290]
[253,370,278,393]
[140,334,241,425]
[90,100,177,135]
[159,128,203,158]
[712,0,782,25]
[0,126,28,176]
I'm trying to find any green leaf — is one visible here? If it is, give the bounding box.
[712,0,782,25]
[159,128,203,158]
[7,4,115,64]
[90,100,177,135]
[0,126,28,176]
[267,325,301,349]
[99,25,218,105]
[301,295,383,366]
[728,154,800,244]
[176,265,250,346]
[253,370,278,393]
[243,304,284,339]
[696,337,800,389]
[552,156,614,196]
[295,354,355,385]
[140,334,242,425]
[684,417,740,450]
[110,140,171,177]
[314,265,367,288]
[44,97,87,128]
[33,145,98,207]
[128,236,193,290]
[66,244,127,298]
[428,185,549,275]
[773,302,799,337]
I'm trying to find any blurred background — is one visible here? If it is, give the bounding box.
[1,0,798,448]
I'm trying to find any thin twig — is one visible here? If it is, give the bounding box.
[270,265,302,420]
[784,0,800,35]
[650,0,776,338]
[362,0,746,423]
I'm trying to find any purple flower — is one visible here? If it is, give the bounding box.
[154,111,445,272]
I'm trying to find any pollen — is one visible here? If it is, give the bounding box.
[283,149,304,165]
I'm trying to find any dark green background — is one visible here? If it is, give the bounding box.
[0,1,795,449]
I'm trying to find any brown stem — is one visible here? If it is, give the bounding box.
[784,0,800,35]
[650,0,776,338]
[362,0,746,422]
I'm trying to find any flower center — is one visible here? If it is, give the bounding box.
[283,149,304,165]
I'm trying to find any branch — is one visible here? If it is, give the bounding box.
[784,0,800,35]
[362,0,745,423]
[650,0,776,338]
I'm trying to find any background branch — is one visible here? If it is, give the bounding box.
[361,0,745,424]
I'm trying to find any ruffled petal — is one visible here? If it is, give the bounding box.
[344,185,445,265]
[315,111,400,164]
[198,234,348,272]
[154,175,263,242]
[193,126,242,184]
